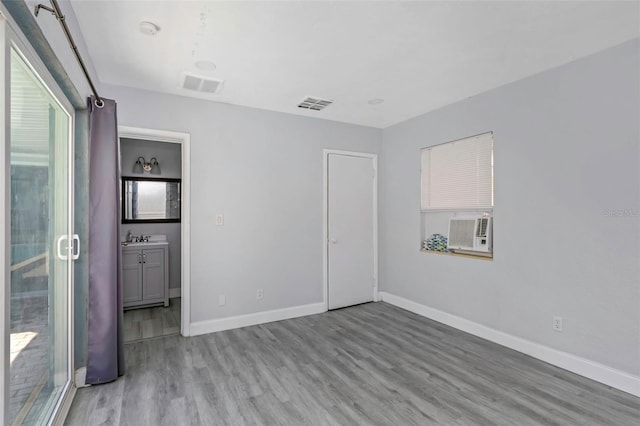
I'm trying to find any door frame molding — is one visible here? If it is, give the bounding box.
[0,18,9,426]
[322,149,378,311]
[118,126,192,336]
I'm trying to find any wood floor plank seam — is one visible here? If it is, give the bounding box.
[65,302,640,425]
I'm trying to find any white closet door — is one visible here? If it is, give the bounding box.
[327,153,375,310]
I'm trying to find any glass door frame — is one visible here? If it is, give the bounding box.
[0,15,76,426]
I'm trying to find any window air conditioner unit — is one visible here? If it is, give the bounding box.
[447,216,492,253]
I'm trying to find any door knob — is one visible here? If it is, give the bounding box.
[329,238,337,244]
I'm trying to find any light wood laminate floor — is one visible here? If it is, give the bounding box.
[66,302,639,425]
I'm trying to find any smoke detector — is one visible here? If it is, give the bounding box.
[181,72,224,94]
[297,96,333,111]
[195,60,217,72]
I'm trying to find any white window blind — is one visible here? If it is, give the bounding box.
[421,132,493,211]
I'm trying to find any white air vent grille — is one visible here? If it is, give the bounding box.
[449,219,476,249]
[297,96,333,111]
[476,217,489,237]
[447,216,493,253]
[181,72,223,94]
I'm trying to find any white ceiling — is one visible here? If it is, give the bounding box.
[69,0,639,129]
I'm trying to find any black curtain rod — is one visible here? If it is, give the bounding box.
[35,0,103,107]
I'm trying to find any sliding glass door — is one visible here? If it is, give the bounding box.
[1,18,75,425]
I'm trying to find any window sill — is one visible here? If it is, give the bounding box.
[420,249,493,261]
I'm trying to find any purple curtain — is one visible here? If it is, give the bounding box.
[86,96,124,384]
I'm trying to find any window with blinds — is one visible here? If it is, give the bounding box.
[421,132,494,211]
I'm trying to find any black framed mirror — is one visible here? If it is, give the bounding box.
[122,177,181,223]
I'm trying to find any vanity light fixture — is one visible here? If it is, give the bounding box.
[132,156,161,175]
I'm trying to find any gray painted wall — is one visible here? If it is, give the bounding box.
[120,138,182,290]
[23,0,100,100]
[121,138,182,179]
[380,39,640,376]
[103,84,381,322]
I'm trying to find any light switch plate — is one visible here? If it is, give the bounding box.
[215,214,224,226]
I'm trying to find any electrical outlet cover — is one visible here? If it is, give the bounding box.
[553,316,563,332]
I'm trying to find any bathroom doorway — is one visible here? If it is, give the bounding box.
[118,126,191,340]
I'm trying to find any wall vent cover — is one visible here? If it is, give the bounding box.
[181,72,224,94]
[297,96,333,111]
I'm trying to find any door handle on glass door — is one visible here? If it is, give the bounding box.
[72,234,80,260]
[57,235,69,260]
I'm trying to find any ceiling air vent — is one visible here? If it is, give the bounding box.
[297,96,333,111]
[181,72,224,94]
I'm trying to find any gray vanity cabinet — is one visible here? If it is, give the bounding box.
[122,242,169,309]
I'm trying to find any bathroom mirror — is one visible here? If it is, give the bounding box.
[122,177,181,223]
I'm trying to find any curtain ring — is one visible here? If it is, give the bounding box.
[94,98,105,108]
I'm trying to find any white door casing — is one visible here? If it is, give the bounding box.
[117,126,191,336]
[324,150,377,310]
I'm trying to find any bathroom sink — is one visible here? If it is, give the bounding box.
[121,241,168,248]
[121,234,168,247]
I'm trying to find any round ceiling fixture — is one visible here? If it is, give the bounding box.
[195,60,217,72]
[139,21,160,36]
[368,98,385,105]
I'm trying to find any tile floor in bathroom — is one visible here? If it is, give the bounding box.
[123,298,181,343]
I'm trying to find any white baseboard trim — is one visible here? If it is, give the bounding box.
[190,302,326,337]
[379,291,640,397]
[169,288,181,299]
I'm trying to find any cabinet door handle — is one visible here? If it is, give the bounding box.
[138,253,142,264]
[142,253,146,264]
